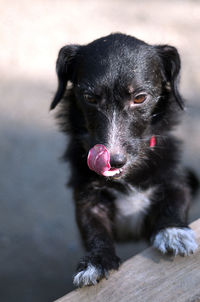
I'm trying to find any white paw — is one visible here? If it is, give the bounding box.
[152,227,198,256]
[73,263,101,287]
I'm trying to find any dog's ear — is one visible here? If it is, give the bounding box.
[50,44,79,110]
[156,45,184,109]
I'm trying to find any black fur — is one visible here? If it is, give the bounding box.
[51,33,197,286]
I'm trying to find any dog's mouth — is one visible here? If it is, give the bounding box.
[87,144,125,178]
[103,167,124,178]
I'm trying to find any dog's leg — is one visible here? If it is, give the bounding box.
[73,193,120,287]
[150,184,198,256]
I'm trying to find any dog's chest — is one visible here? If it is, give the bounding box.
[113,186,153,239]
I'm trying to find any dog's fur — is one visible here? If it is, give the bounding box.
[51,33,198,287]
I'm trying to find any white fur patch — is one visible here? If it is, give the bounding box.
[73,263,101,287]
[107,110,123,154]
[152,227,198,256]
[114,186,154,238]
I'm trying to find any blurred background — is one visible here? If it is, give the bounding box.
[0,0,200,301]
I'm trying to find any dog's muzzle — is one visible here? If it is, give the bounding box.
[87,144,124,177]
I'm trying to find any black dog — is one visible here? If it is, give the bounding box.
[51,33,198,287]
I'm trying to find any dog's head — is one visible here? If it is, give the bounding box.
[51,33,183,179]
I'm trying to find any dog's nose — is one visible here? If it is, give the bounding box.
[110,153,127,169]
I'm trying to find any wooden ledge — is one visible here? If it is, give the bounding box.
[56,219,200,302]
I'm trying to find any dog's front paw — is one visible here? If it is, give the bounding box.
[73,262,102,287]
[152,227,198,256]
[73,254,121,287]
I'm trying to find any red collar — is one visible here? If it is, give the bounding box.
[150,136,156,148]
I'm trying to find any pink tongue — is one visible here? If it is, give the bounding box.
[87,144,111,175]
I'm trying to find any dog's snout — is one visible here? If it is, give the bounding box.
[110,153,127,169]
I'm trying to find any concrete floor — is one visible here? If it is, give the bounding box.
[0,1,200,301]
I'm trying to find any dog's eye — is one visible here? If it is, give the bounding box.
[133,94,147,104]
[84,94,97,105]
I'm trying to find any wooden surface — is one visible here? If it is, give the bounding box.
[56,219,200,302]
